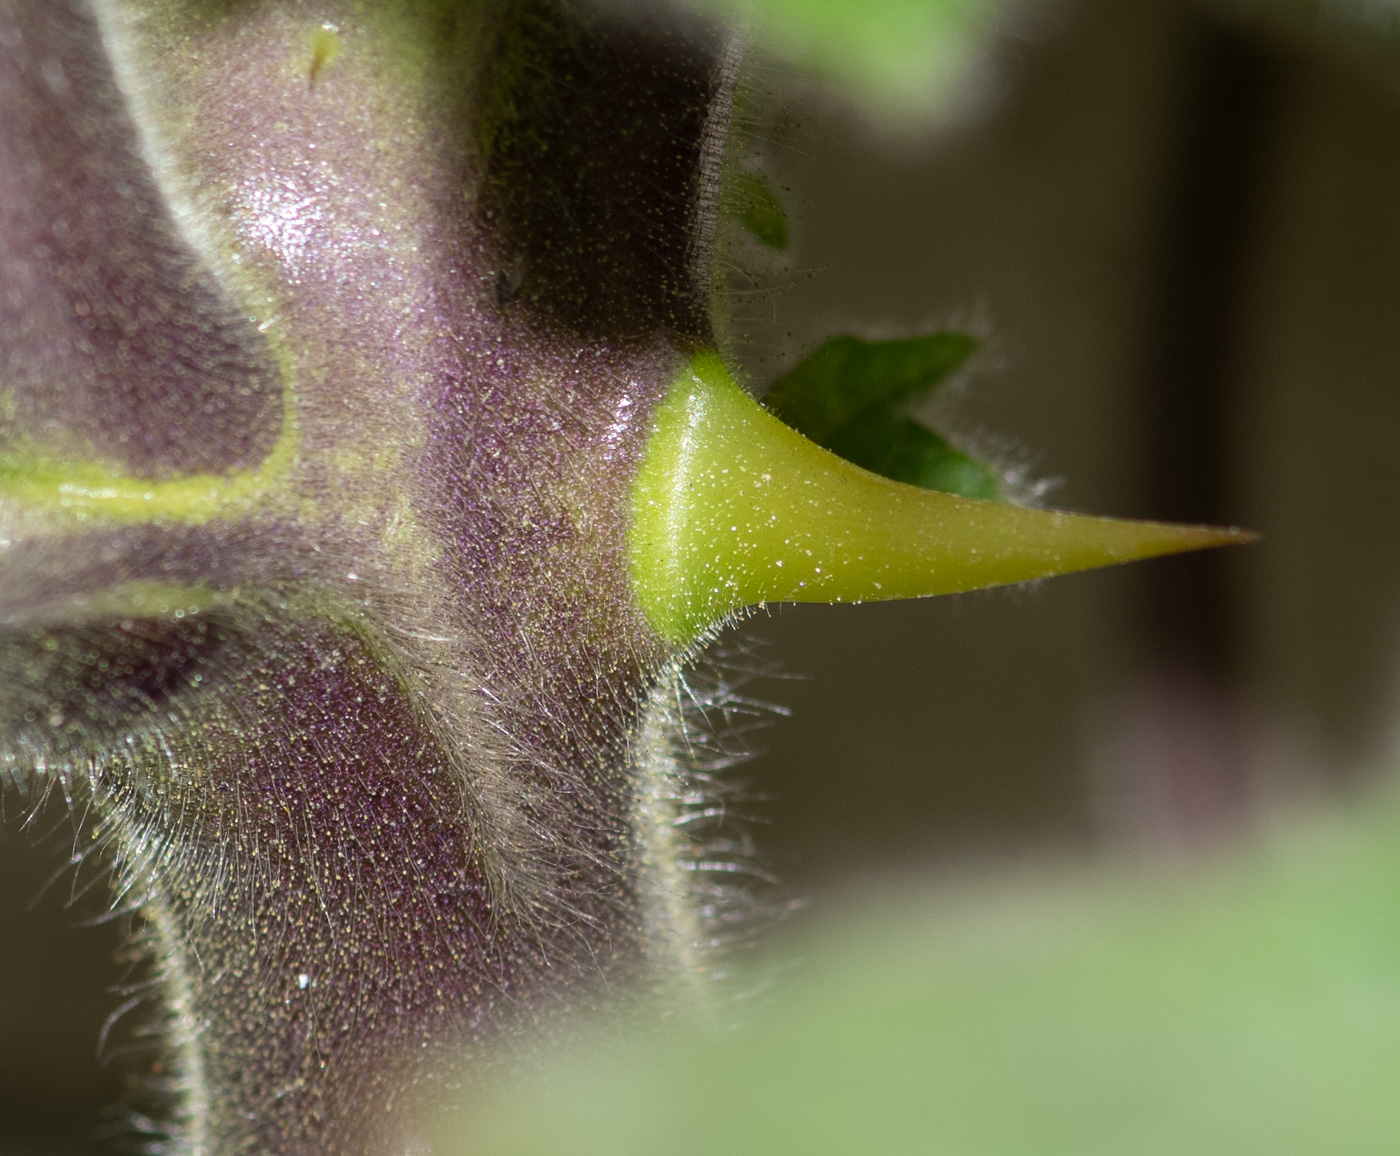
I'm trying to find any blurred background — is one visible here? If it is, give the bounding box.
[727,0,1400,888]
[9,0,1400,1149]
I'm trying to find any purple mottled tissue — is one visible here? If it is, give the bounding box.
[0,1,738,1150]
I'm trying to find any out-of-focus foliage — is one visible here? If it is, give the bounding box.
[1227,0,1400,37]
[439,791,1400,1154]
[765,333,1002,500]
[733,169,789,250]
[678,0,1019,119]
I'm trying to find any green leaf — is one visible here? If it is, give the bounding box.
[764,333,1000,500]
[438,792,1400,1156]
[680,0,1015,120]
[765,333,976,441]
[828,410,1003,499]
[734,170,790,251]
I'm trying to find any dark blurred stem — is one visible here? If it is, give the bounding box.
[1119,12,1284,846]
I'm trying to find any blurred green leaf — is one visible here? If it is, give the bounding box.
[828,411,1001,500]
[765,333,1000,499]
[682,0,1014,119]
[439,792,1400,1155]
[734,170,790,251]
[765,333,976,441]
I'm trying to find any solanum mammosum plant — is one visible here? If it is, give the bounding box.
[0,1,1249,1152]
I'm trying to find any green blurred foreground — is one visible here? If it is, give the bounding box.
[438,791,1400,1155]
[681,0,1010,120]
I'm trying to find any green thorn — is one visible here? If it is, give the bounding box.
[629,352,1254,647]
